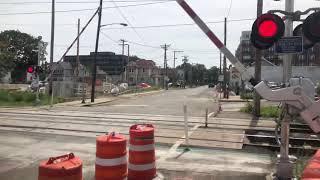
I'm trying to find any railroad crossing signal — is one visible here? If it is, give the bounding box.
[250,13,285,49]
[27,66,35,73]
[293,11,320,49]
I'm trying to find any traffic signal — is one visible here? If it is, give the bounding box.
[303,11,320,44]
[27,66,35,73]
[293,24,315,50]
[250,13,285,49]
[292,11,320,50]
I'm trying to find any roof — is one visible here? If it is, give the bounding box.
[127,59,156,68]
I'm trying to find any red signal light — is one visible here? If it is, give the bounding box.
[27,66,34,73]
[258,20,278,38]
[251,13,284,49]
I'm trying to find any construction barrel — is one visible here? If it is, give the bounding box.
[302,149,320,179]
[38,153,82,180]
[95,132,127,180]
[128,124,156,180]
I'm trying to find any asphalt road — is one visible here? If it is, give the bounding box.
[0,86,274,179]
[54,86,218,117]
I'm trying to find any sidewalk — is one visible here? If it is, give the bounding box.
[54,89,164,107]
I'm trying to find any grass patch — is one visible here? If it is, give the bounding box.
[122,86,161,95]
[0,90,65,107]
[240,102,280,118]
[240,92,254,100]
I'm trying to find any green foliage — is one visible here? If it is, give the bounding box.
[0,90,64,106]
[240,103,280,118]
[0,50,15,80]
[0,90,10,101]
[176,63,219,85]
[240,92,254,99]
[9,91,24,102]
[0,30,47,83]
[260,106,280,118]
[240,102,254,113]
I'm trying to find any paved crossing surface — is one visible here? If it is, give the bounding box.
[0,87,275,179]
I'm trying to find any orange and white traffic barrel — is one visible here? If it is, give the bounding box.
[128,124,156,180]
[302,149,320,179]
[95,132,127,180]
[38,153,82,180]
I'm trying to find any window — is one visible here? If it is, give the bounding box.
[243,55,251,60]
[142,68,145,73]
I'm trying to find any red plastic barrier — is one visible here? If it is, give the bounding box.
[38,153,82,180]
[128,124,156,180]
[95,132,127,180]
[302,150,320,179]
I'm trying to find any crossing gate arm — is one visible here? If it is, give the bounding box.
[175,0,254,83]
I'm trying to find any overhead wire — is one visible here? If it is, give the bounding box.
[102,18,255,29]
[110,0,146,44]
[0,0,174,5]
[0,1,172,16]
[0,18,255,27]
[226,0,233,18]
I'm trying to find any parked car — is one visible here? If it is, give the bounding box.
[137,83,151,88]
[267,81,280,89]
[208,83,214,88]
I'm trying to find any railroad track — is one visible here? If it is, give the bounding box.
[0,110,318,153]
[244,123,320,155]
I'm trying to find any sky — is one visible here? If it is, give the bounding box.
[1,0,319,69]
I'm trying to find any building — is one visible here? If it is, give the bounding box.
[236,31,320,66]
[1,72,11,83]
[235,31,281,66]
[126,59,161,86]
[64,51,126,79]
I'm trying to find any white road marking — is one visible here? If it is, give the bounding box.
[159,124,200,162]
[208,112,215,118]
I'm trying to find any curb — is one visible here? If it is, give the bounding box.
[219,99,252,103]
[81,99,115,107]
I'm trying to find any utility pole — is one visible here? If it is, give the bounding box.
[120,39,126,82]
[90,0,103,103]
[219,52,222,74]
[77,19,85,104]
[76,19,80,78]
[123,43,130,82]
[223,17,227,98]
[173,50,183,68]
[161,44,170,90]
[49,0,55,96]
[253,0,263,118]
[277,0,294,179]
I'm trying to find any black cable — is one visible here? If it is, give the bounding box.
[111,0,146,44]
[0,0,174,5]
[226,0,233,18]
[1,18,254,27]
[0,1,172,16]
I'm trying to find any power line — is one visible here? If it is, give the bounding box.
[102,18,255,29]
[226,0,233,18]
[0,0,174,5]
[0,1,172,16]
[0,17,254,27]
[111,0,146,44]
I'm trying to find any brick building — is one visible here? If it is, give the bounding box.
[125,59,161,86]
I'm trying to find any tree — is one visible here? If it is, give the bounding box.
[207,66,219,85]
[0,30,47,83]
[0,42,14,80]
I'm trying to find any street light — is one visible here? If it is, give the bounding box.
[91,22,128,103]
[100,23,128,28]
